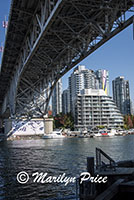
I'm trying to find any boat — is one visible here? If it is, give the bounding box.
[115,130,127,136]
[108,129,117,136]
[94,130,108,137]
[42,130,66,139]
[94,129,116,137]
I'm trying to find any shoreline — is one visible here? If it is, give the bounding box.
[7,133,133,141]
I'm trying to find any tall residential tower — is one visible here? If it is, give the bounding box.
[52,79,62,116]
[112,76,131,115]
[95,69,109,95]
[62,89,70,114]
[69,65,99,114]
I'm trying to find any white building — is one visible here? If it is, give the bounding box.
[75,89,123,131]
[69,65,99,115]
[62,89,70,114]
[52,79,62,116]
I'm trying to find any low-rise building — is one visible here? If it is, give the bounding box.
[75,89,123,131]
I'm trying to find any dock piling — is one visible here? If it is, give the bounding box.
[79,157,96,200]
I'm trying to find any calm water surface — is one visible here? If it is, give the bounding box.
[0,135,134,200]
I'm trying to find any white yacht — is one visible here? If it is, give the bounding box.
[42,130,65,139]
[94,129,116,137]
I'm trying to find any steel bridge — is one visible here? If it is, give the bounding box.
[0,0,134,119]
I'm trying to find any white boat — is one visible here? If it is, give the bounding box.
[115,130,127,136]
[108,129,117,136]
[94,129,116,137]
[42,130,65,139]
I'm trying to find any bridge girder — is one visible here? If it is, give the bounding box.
[0,0,134,118]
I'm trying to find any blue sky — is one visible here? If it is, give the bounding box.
[0,0,10,45]
[0,1,134,101]
[63,23,134,100]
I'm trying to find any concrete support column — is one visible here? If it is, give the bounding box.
[4,119,12,135]
[44,118,53,134]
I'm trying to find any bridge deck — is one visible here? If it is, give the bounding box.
[0,0,133,116]
[0,0,39,103]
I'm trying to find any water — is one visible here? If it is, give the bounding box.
[0,135,134,200]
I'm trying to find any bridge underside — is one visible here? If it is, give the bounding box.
[0,0,134,118]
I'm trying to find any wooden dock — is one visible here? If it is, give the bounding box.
[78,148,134,200]
[98,167,134,176]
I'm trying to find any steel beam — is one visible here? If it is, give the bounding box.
[0,0,133,118]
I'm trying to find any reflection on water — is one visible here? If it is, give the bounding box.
[0,135,134,199]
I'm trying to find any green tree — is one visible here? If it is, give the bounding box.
[53,113,74,130]
[124,115,134,129]
[127,115,133,129]
[96,125,105,129]
[124,124,128,130]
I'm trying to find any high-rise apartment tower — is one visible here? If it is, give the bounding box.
[52,79,62,116]
[112,76,131,115]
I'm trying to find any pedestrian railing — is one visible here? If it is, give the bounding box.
[96,148,116,171]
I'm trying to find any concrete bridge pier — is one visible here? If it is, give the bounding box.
[44,118,53,134]
[4,119,12,135]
